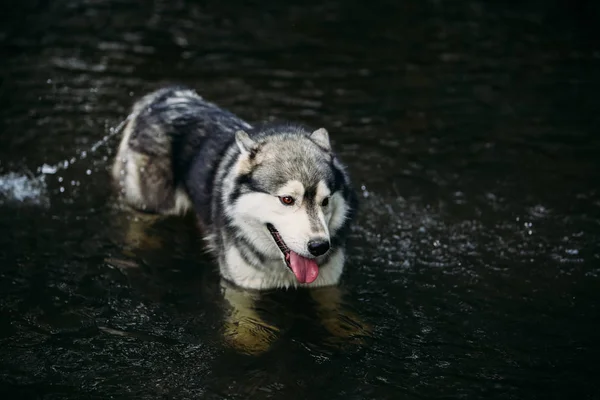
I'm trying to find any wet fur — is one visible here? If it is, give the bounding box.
[112,86,357,290]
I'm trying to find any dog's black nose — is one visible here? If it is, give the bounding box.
[308,240,330,256]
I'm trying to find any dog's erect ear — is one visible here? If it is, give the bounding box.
[235,130,259,157]
[309,128,331,152]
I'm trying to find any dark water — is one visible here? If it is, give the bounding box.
[1,0,600,398]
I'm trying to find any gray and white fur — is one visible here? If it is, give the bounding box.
[112,86,357,290]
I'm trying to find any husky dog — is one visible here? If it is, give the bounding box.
[112,86,357,291]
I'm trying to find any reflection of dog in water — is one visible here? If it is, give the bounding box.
[110,86,369,354]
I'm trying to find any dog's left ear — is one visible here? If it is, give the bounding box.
[310,128,331,152]
[235,130,259,158]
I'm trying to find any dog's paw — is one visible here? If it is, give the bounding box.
[223,317,280,356]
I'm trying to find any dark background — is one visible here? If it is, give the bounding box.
[1,0,599,399]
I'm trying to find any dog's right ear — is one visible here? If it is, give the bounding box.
[309,128,331,152]
[235,130,259,158]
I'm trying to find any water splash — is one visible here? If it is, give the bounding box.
[35,116,130,177]
[0,116,129,207]
[0,172,48,206]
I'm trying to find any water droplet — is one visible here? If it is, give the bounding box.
[58,177,64,183]
[360,184,369,198]
[47,79,52,84]
[86,169,92,175]
[59,187,65,193]
[40,164,58,174]
[433,240,441,247]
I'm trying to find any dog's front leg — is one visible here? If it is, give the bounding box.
[220,281,280,355]
[310,286,372,347]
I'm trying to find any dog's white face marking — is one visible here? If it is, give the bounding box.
[272,180,321,257]
[275,180,304,202]
[230,179,341,259]
[327,192,348,236]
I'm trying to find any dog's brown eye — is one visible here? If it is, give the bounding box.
[321,197,329,207]
[279,196,295,206]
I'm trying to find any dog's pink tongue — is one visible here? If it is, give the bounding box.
[289,251,319,284]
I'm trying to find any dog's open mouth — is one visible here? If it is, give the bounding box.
[266,223,319,284]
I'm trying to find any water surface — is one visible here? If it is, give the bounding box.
[1,0,599,399]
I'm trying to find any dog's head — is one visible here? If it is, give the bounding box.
[228,126,353,283]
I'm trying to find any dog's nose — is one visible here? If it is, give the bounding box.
[307,239,330,256]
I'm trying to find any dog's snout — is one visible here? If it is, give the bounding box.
[307,239,330,256]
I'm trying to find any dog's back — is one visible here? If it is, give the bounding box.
[112,87,252,215]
